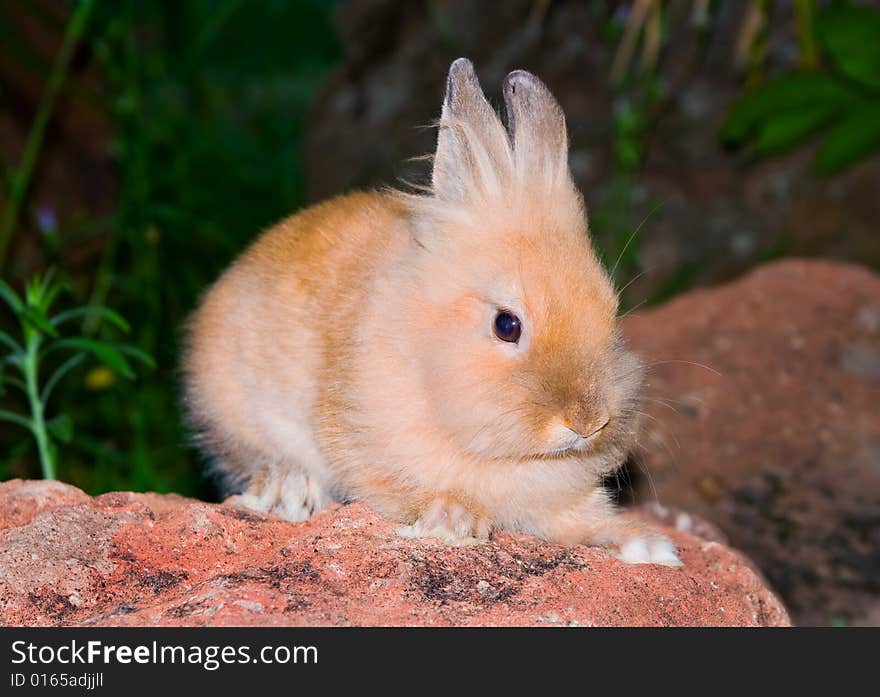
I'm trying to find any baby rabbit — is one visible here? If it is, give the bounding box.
[183,58,681,566]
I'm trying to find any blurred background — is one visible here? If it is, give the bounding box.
[1,1,878,625]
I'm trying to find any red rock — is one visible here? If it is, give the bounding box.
[0,479,788,626]
[624,259,880,627]
[0,478,90,529]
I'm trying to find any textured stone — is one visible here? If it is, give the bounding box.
[0,480,788,627]
[624,259,880,626]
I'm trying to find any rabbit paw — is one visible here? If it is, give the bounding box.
[225,467,328,523]
[398,495,491,545]
[614,534,682,567]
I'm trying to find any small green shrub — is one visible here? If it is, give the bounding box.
[722,3,880,172]
[0,272,153,479]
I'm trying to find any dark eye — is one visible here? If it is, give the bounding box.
[493,310,522,343]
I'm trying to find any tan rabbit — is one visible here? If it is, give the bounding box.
[183,58,681,566]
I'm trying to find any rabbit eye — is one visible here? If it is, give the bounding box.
[493,310,522,343]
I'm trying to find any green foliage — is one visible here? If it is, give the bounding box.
[613,99,650,172]
[0,272,153,479]
[1,1,341,496]
[590,74,666,295]
[0,0,96,266]
[820,3,880,90]
[722,3,880,172]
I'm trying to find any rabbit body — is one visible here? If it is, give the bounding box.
[183,59,680,566]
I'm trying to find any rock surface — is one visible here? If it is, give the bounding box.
[623,259,880,626]
[0,479,788,627]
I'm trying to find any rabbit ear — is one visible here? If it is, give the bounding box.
[432,58,512,203]
[503,69,568,187]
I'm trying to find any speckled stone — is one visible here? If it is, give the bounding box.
[0,479,789,627]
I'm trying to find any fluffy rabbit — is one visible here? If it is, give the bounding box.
[183,58,680,566]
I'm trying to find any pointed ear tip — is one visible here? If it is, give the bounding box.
[503,69,544,95]
[446,58,478,91]
[449,57,475,76]
[444,58,483,108]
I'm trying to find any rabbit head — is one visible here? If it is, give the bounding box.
[397,59,643,469]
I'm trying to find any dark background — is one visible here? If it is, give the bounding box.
[1,1,879,625]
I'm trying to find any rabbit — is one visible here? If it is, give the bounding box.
[182,58,681,567]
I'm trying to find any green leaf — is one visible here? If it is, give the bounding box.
[50,305,131,333]
[41,279,69,313]
[0,278,23,313]
[0,329,23,356]
[40,352,87,403]
[753,103,840,156]
[22,305,59,338]
[816,103,880,172]
[819,5,880,91]
[115,343,156,369]
[47,413,74,443]
[722,72,855,144]
[24,276,41,305]
[0,409,33,432]
[1,374,27,394]
[54,338,135,379]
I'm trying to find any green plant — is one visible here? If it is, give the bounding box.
[0,271,153,479]
[0,0,96,266]
[722,3,880,172]
[1,2,340,495]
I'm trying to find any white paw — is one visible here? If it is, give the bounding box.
[226,469,328,523]
[616,536,683,567]
[397,498,490,546]
[396,524,486,546]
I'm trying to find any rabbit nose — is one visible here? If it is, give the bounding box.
[563,416,610,440]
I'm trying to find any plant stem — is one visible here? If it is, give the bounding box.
[0,0,97,267]
[794,0,819,70]
[23,334,55,479]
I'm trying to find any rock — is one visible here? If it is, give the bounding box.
[623,259,880,626]
[0,479,788,627]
